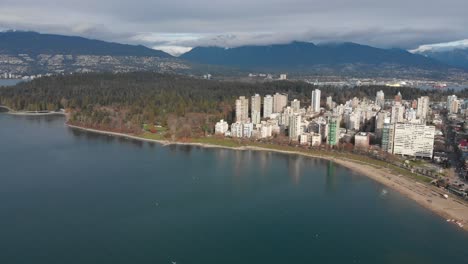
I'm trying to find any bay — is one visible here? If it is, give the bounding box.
[0,114,467,264]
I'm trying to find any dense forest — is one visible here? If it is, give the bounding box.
[1,72,467,136]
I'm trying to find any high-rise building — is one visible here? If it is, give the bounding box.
[251,94,262,124]
[381,119,394,153]
[375,90,385,108]
[235,96,249,123]
[311,89,321,113]
[327,116,339,146]
[394,91,402,103]
[273,93,288,113]
[391,102,405,123]
[447,95,459,114]
[263,95,273,118]
[326,96,333,110]
[291,99,301,112]
[375,111,388,138]
[344,111,361,131]
[392,123,435,158]
[289,114,301,141]
[416,96,429,120]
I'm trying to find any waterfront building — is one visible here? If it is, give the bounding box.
[273,93,288,113]
[416,96,429,120]
[291,99,301,113]
[327,116,339,146]
[354,132,370,149]
[235,96,249,123]
[243,122,254,138]
[258,121,273,138]
[299,134,310,146]
[215,119,229,135]
[263,95,273,118]
[311,89,321,113]
[289,114,301,141]
[279,74,287,80]
[392,123,435,158]
[230,122,243,138]
[251,94,262,124]
[311,133,322,146]
[375,90,385,108]
[381,119,394,153]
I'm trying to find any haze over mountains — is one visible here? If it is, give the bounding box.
[1,31,468,79]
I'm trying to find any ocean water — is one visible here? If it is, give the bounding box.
[0,79,24,87]
[0,114,467,264]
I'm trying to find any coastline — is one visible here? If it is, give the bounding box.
[66,123,468,231]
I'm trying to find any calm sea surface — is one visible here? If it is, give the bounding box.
[0,79,24,87]
[0,114,467,264]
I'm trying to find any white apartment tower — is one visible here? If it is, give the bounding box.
[291,99,301,112]
[416,96,429,120]
[375,90,385,108]
[235,96,249,123]
[311,89,321,113]
[391,103,405,124]
[263,95,273,118]
[289,114,302,141]
[251,94,262,124]
[447,95,459,114]
[326,96,333,110]
[273,93,288,113]
[392,123,435,158]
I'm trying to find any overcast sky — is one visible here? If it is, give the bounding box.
[1,0,467,55]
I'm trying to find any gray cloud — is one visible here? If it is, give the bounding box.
[1,0,467,54]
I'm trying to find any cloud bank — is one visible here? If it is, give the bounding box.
[1,0,467,55]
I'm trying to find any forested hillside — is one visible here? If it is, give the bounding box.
[1,72,466,135]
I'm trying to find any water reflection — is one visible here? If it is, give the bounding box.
[287,155,302,185]
[326,161,337,192]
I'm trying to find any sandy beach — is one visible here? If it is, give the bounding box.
[67,123,468,232]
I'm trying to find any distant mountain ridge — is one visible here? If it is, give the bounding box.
[413,48,468,69]
[180,41,448,70]
[0,31,172,58]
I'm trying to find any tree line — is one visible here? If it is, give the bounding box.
[1,72,466,135]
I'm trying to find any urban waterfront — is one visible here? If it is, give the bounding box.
[0,114,467,264]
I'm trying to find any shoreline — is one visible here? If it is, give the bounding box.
[66,123,468,232]
[0,106,66,116]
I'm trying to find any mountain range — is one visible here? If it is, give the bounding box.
[180,41,446,70]
[413,49,468,69]
[1,31,467,79]
[0,31,172,58]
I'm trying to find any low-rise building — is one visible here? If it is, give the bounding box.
[215,119,229,135]
[354,132,370,149]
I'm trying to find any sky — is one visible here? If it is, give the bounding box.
[0,0,467,55]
